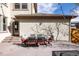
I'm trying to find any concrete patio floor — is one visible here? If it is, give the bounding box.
[0,41,79,56]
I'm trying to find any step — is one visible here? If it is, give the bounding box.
[2,36,21,43]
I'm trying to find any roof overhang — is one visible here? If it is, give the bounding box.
[15,13,77,20]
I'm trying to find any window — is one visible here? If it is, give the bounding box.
[0,16,7,32]
[14,3,28,10]
[3,17,6,31]
[22,3,27,9]
[15,3,20,9]
[14,21,19,30]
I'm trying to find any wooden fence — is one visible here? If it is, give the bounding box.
[71,28,79,44]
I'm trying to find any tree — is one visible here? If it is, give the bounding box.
[31,23,42,34]
[55,23,60,40]
[0,3,5,17]
[31,22,69,41]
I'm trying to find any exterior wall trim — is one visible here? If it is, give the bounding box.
[15,14,77,20]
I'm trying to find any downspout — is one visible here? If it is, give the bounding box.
[34,3,37,13]
[31,3,37,14]
[31,3,32,14]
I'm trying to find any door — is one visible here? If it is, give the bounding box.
[12,21,19,36]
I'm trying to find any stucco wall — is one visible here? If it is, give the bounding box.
[10,3,35,16]
[0,4,12,43]
[19,19,70,41]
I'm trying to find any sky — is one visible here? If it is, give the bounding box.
[37,3,79,22]
[37,3,78,15]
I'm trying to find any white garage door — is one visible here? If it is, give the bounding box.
[19,21,69,41]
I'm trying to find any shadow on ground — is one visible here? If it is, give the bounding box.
[13,43,39,47]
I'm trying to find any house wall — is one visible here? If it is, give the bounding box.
[18,19,70,41]
[9,3,36,36]
[0,4,12,43]
[0,3,36,43]
[10,3,35,16]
